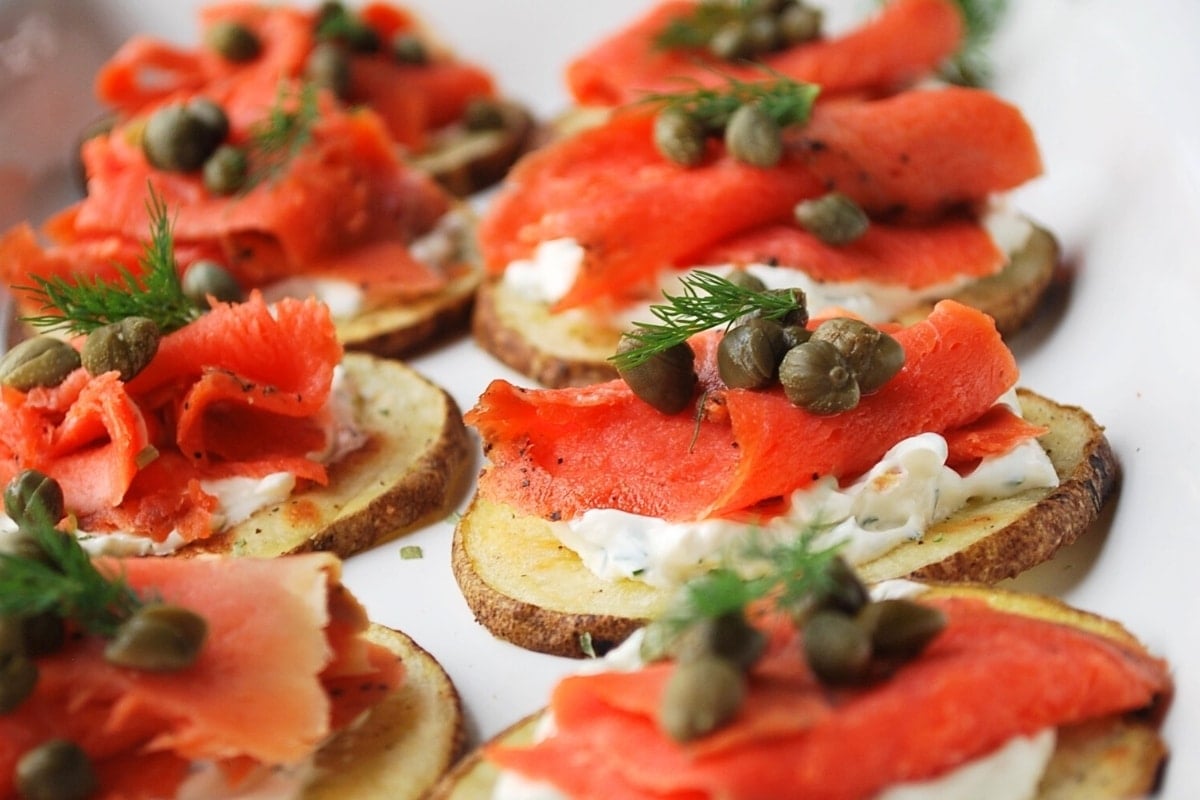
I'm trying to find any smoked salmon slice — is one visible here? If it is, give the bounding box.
[0,553,403,799]
[478,87,1041,312]
[0,293,344,543]
[95,1,497,154]
[486,595,1170,799]
[468,301,1040,522]
[566,0,965,107]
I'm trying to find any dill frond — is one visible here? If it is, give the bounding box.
[19,188,198,336]
[610,271,806,370]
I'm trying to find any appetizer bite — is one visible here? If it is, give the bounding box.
[432,545,1172,799]
[0,498,464,799]
[4,63,480,358]
[474,77,1057,387]
[566,0,972,109]
[455,282,1115,656]
[93,1,535,195]
[0,199,471,558]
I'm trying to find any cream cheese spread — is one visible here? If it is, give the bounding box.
[551,391,1058,590]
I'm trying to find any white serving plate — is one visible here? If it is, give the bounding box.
[0,1,1196,795]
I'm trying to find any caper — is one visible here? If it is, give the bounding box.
[803,609,872,685]
[206,19,262,62]
[673,611,766,671]
[794,192,869,245]
[15,739,97,800]
[104,604,207,672]
[780,323,811,350]
[392,31,429,65]
[654,109,707,167]
[202,145,248,196]
[778,2,823,45]
[725,103,782,168]
[778,339,860,414]
[709,21,750,60]
[142,102,226,172]
[615,337,697,415]
[856,599,946,660]
[305,41,351,98]
[638,620,675,663]
[717,318,787,389]
[811,318,904,394]
[744,14,780,55]
[724,269,766,293]
[0,337,81,391]
[0,651,38,713]
[659,656,745,742]
[814,555,869,616]
[182,260,245,305]
[81,317,160,382]
[14,613,66,659]
[463,98,507,132]
[4,470,65,530]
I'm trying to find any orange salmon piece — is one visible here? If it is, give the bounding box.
[480,89,1040,310]
[566,0,963,107]
[796,88,1043,219]
[470,301,1024,521]
[0,370,151,518]
[488,596,1170,800]
[127,292,341,484]
[700,214,1005,288]
[0,554,403,799]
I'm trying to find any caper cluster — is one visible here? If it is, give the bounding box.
[801,561,947,686]
[141,96,247,195]
[307,2,433,102]
[654,101,787,169]
[643,609,767,742]
[721,308,904,416]
[1,471,208,798]
[697,0,824,62]
[645,558,946,742]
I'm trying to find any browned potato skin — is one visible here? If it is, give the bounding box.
[472,221,1059,389]
[306,624,466,800]
[428,585,1171,800]
[181,352,473,559]
[452,389,1117,658]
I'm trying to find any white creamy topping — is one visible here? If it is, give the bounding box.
[553,394,1058,590]
[499,203,1033,324]
[175,759,316,800]
[877,729,1056,800]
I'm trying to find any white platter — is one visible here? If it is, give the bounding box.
[1,1,1196,796]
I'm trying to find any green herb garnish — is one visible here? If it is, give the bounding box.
[611,271,805,371]
[579,631,597,659]
[399,545,424,560]
[245,82,320,188]
[642,73,819,132]
[940,0,1009,86]
[653,527,844,638]
[0,512,144,638]
[19,189,198,337]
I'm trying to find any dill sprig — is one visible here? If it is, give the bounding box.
[654,1,762,50]
[611,271,806,370]
[19,189,198,336]
[245,82,320,188]
[0,511,144,638]
[642,73,819,131]
[940,0,1009,86]
[654,527,845,636]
